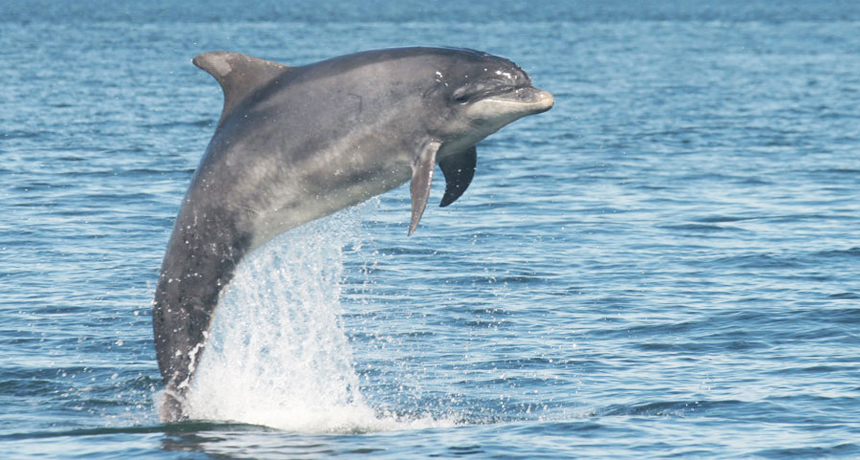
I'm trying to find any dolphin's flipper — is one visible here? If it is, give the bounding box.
[409,141,441,235]
[438,146,477,208]
[192,52,290,128]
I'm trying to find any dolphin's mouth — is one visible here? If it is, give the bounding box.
[473,86,554,115]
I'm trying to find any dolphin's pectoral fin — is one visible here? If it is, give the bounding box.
[409,141,442,236]
[193,52,291,128]
[438,146,477,207]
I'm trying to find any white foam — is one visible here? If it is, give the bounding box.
[184,204,456,433]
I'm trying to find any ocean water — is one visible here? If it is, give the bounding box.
[2,0,860,458]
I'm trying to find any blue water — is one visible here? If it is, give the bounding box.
[3,0,860,458]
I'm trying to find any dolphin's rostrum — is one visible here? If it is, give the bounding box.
[153,47,553,421]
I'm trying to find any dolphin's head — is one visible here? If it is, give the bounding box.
[424,48,554,146]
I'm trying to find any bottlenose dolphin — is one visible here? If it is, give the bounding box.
[153,47,553,421]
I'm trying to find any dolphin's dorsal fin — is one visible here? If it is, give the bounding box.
[193,52,290,128]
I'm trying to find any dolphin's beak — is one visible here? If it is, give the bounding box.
[474,86,555,121]
[504,87,554,114]
[532,88,555,112]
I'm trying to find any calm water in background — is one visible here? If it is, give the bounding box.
[2,0,860,458]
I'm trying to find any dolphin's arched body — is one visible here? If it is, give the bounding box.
[153,47,553,421]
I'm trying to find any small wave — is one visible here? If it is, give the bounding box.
[755,443,860,459]
[817,168,860,174]
[659,223,735,232]
[695,215,756,223]
[141,119,214,129]
[600,399,746,417]
[829,292,859,299]
[813,247,860,258]
[2,130,46,140]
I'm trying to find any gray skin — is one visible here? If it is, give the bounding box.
[153,47,553,421]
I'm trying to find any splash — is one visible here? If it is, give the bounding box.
[183,204,453,433]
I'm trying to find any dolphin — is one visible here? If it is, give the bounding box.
[152,47,553,421]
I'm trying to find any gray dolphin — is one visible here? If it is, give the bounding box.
[152,47,553,421]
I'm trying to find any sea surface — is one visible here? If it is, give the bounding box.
[2,0,859,458]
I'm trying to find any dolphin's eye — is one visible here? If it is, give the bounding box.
[451,87,472,104]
